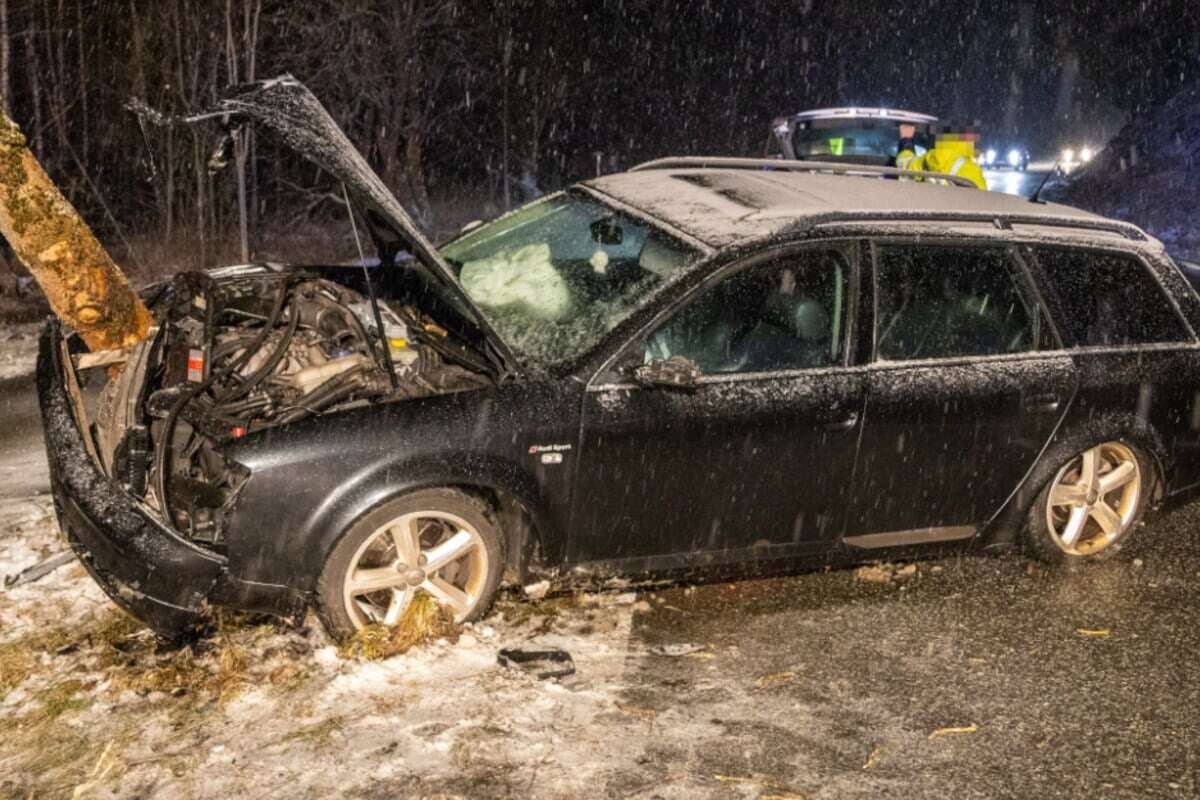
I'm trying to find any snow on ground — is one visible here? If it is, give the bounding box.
[0,323,40,382]
[0,497,709,799]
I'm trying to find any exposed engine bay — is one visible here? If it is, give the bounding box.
[93,268,491,549]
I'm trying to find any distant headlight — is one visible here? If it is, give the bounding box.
[1080,146,1094,163]
[1063,148,1075,163]
[1007,149,1021,167]
[985,148,997,166]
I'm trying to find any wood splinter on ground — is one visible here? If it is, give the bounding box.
[0,108,151,353]
[928,723,979,740]
[1076,628,1112,637]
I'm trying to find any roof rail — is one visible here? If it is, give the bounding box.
[629,156,979,190]
[798,210,1148,242]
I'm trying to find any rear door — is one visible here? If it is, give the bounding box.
[569,243,866,566]
[1027,245,1200,493]
[842,240,1076,548]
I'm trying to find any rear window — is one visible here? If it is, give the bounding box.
[1034,247,1191,347]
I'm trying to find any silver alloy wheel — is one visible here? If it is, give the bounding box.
[1045,441,1141,556]
[341,510,489,629]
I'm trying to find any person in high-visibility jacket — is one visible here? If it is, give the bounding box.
[897,132,987,190]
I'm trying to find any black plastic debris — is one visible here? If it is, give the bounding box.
[498,647,576,680]
[4,551,75,588]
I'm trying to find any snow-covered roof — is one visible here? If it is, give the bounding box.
[583,168,1118,248]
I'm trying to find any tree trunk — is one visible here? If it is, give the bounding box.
[0,110,151,351]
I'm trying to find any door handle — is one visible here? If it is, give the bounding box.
[824,412,859,432]
[1023,393,1061,412]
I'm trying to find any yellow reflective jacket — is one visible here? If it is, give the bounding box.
[897,144,987,190]
[896,147,920,172]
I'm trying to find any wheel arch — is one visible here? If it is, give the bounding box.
[287,453,560,591]
[982,410,1168,548]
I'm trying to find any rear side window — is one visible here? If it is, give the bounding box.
[874,245,1039,361]
[1034,247,1191,347]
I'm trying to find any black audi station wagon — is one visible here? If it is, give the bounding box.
[38,79,1200,640]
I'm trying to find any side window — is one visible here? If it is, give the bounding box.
[875,245,1038,361]
[1033,247,1191,347]
[645,249,849,374]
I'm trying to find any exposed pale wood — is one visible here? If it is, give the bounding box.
[0,110,152,351]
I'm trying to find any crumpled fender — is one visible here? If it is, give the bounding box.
[37,322,225,635]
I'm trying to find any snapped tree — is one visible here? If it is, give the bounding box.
[0,107,151,352]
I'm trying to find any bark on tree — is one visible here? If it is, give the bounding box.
[0,110,152,351]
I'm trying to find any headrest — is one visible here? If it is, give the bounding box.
[765,293,829,341]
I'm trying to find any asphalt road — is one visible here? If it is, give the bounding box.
[984,165,1053,198]
[609,507,1200,798]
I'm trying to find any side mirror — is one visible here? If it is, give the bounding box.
[590,217,624,245]
[632,356,702,389]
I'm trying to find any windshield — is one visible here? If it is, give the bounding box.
[792,123,931,162]
[441,193,702,369]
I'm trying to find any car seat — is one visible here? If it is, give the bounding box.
[735,291,831,371]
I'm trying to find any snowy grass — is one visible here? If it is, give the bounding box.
[0,495,664,798]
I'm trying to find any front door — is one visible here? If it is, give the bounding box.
[843,241,1076,546]
[569,244,867,566]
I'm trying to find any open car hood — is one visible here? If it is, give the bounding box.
[189,75,517,376]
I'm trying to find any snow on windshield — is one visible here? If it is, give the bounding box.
[442,194,700,368]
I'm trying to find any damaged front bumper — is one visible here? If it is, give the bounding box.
[36,321,305,638]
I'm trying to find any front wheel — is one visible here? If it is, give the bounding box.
[1024,441,1149,564]
[316,489,505,641]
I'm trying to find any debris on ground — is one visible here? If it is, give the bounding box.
[855,562,917,584]
[337,592,458,660]
[755,671,797,689]
[4,550,74,588]
[1076,628,1112,637]
[863,745,882,769]
[649,643,707,657]
[615,701,657,721]
[523,579,551,600]
[928,724,979,740]
[713,773,807,797]
[497,647,575,679]
[856,564,891,583]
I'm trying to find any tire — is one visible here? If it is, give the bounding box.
[316,488,505,641]
[1024,439,1151,566]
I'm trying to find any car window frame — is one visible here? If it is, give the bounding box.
[866,238,1060,366]
[587,239,863,388]
[1023,243,1199,351]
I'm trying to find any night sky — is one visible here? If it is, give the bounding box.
[2,0,1197,245]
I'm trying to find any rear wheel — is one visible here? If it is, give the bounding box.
[316,489,504,641]
[1025,441,1148,563]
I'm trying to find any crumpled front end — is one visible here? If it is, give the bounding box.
[36,321,304,638]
